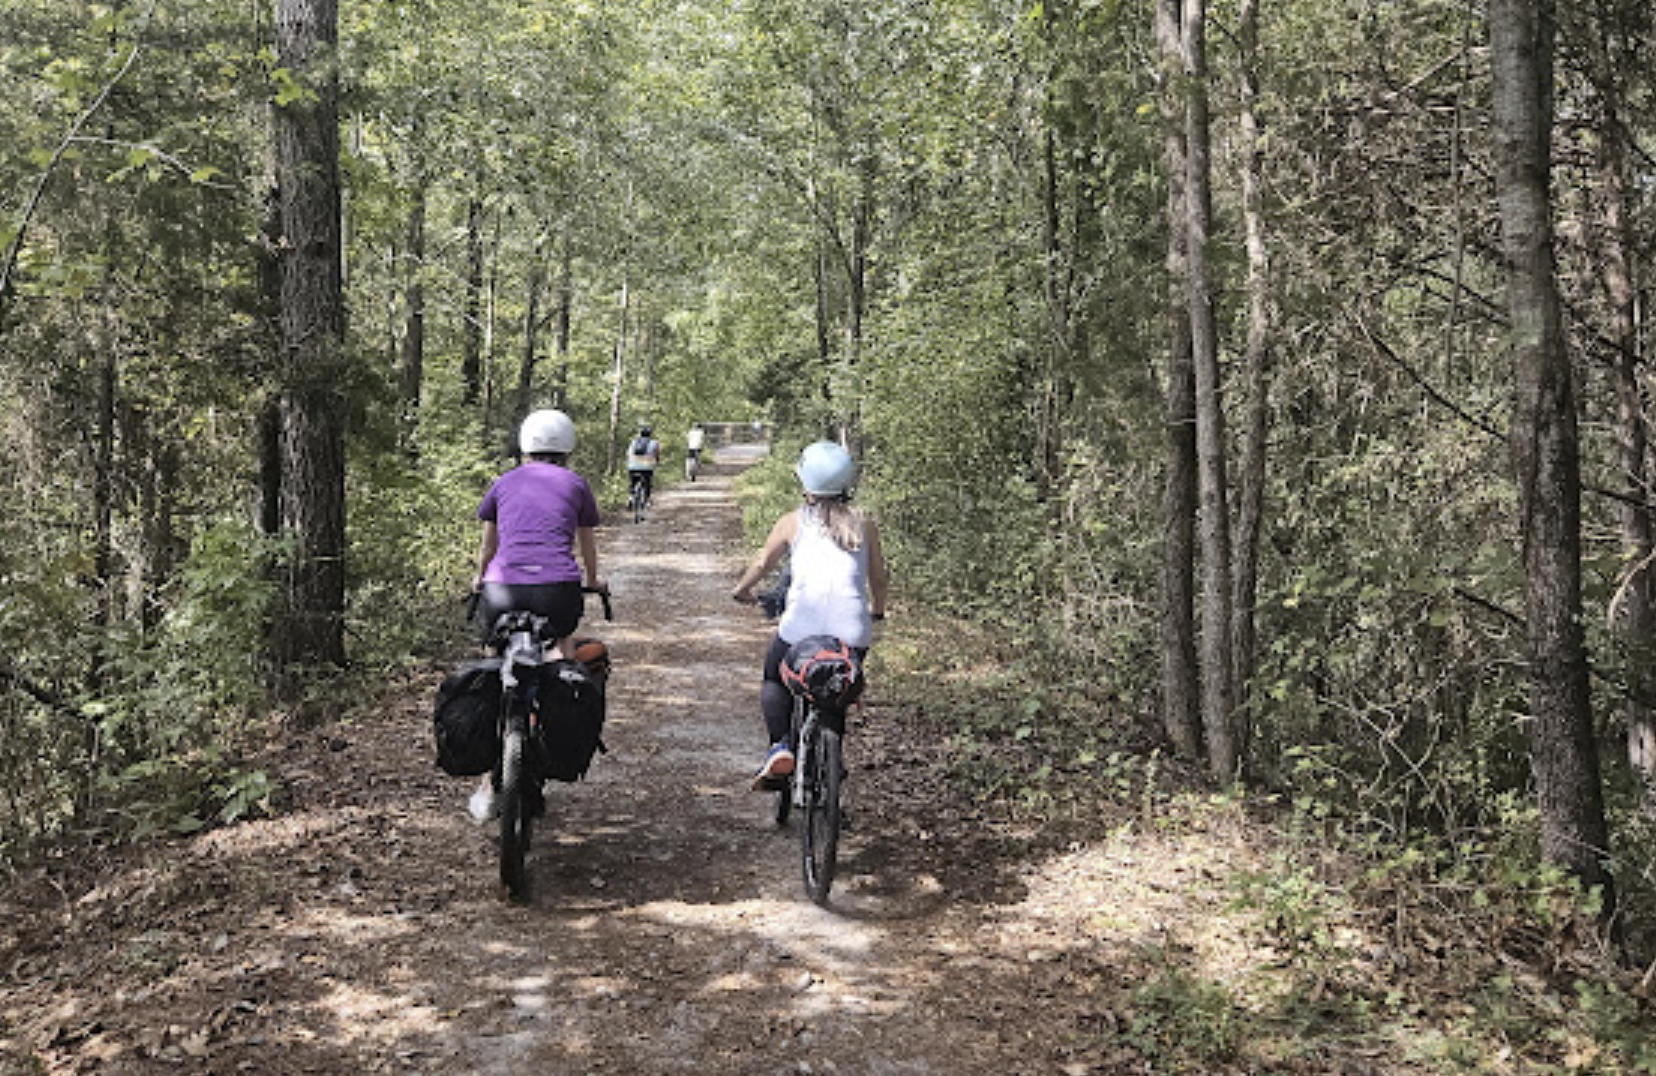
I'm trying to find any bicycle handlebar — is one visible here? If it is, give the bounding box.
[584,585,614,622]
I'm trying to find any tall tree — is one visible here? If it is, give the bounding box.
[271,0,347,667]
[1228,0,1271,756]
[1181,0,1238,782]
[1156,0,1201,763]
[1490,0,1611,892]
[398,172,428,455]
[1575,0,1656,813]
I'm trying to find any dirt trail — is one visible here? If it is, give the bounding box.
[1,452,1209,1076]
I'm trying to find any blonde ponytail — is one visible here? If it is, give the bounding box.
[804,498,865,553]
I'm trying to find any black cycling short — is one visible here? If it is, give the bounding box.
[476,581,584,645]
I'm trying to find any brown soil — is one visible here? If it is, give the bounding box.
[0,453,1411,1076]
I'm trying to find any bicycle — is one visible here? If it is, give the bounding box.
[627,471,651,523]
[479,587,612,900]
[772,635,862,906]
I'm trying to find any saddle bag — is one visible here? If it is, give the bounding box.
[780,635,864,713]
[535,659,607,782]
[433,659,503,776]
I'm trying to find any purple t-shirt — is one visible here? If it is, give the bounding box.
[477,462,601,585]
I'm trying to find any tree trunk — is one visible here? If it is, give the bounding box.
[271,0,346,669]
[137,429,180,634]
[515,257,545,421]
[1156,0,1201,762]
[398,178,427,455]
[1490,0,1612,894]
[1584,5,1656,817]
[552,247,573,409]
[460,197,485,407]
[814,226,832,370]
[1036,127,1070,503]
[1182,0,1237,782]
[606,277,631,475]
[1229,0,1271,764]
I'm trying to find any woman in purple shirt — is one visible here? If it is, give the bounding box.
[471,409,608,661]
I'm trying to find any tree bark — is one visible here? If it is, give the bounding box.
[1583,3,1656,816]
[515,255,545,421]
[1156,0,1201,762]
[1036,126,1071,503]
[1229,0,1271,764]
[1490,0,1612,893]
[606,277,631,475]
[460,197,485,407]
[398,178,427,455]
[271,0,347,669]
[1182,0,1238,782]
[552,246,573,409]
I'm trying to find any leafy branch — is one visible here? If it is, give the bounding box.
[0,10,151,326]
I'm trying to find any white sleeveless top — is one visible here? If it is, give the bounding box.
[778,508,872,648]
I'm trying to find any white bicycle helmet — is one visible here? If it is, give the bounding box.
[519,409,577,455]
[795,441,856,497]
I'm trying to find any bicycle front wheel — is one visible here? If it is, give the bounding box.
[498,706,533,900]
[800,725,842,905]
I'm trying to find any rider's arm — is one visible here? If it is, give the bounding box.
[577,526,605,592]
[865,518,889,619]
[474,520,499,590]
[731,511,799,602]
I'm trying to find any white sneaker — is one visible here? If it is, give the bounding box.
[468,786,497,823]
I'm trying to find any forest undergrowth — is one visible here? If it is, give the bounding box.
[874,607,1656,1075]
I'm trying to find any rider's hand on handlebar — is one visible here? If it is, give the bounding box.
[731,587,757,605]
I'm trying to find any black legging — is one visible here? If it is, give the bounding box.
[760,635,867,743]
[476,581,584,647]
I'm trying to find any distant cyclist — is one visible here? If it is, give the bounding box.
[685,423,706,480]
[626,424,662,508]
[731,441,888,789]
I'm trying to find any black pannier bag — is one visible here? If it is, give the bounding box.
[535,659,607,782]
[433,658,503,776]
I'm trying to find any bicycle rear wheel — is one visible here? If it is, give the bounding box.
[498,703,533,900]
[800,725,842,905]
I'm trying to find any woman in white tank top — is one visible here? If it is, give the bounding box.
[732,443,888,788]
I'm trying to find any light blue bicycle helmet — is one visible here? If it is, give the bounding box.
[795,441,856,497]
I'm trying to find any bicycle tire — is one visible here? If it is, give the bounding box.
[498,704,533,899]
[800,724,842,905]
